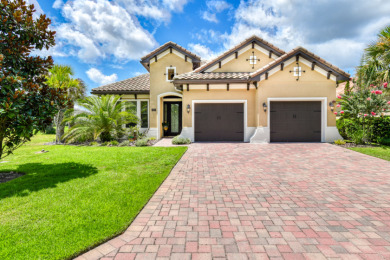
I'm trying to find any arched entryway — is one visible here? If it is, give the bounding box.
[156,92,183,139]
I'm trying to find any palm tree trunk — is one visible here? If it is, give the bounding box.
[55,109,65,144]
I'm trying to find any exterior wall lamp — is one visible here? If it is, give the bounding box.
[329,101,335,112]
[187,104,191,113]
[262,102,267,112]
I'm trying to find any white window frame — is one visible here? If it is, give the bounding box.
[166,67,176,82]
[250,55,257,65]
[293,66,302,76]
[123,99,149,129]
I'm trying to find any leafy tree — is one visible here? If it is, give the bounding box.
[46,65,85,143]
[0,0,68,159]
[63,95,139,143]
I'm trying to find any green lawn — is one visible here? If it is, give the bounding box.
[0,134,187,260]
[349,146,390,161]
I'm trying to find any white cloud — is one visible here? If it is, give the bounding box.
[202,12,218,23]
[188,43,217,61]
[162,0,190,12]
[86,68,118,85]
[52,0,64,9]
[206,0,231,12]
[222,0,390,71]
[116,0,171,23]
[56,0,158,63]
[202,0,231,23]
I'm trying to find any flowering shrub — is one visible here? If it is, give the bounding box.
[335,82,389,118]
[336,82,390,144]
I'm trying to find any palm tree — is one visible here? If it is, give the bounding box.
[63,95,139,143]
[46,65,85,143]
[357,25,390,90]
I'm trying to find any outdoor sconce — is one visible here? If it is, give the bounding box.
[329,101,335,112]
[262,102,267,112]
[187,104,191,113]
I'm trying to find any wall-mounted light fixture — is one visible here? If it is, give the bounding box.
[329,101,335,112]
[262,102,267,112]
[187,104,191,113]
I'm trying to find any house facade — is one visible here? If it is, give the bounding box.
[91,36,349,143]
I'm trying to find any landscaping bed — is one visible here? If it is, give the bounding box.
[0,134,187,260]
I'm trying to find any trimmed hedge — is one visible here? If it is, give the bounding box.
[172,136,191,145]
[337,116,390,145]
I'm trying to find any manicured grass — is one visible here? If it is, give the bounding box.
[349,146,390,161]
[0,134,187,260]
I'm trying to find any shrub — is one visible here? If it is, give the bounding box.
[350,129,365,145]
[149,137,156,141]
[135,138,148,147]
[334,139,346,145]
[337,116,390,145]
[110,140,119,146]
[90,141,99,146]
[172,136,191,145]
[118,140,131,147]
[44,125,56,135]
[336,119,348,139]
[369,116,390,144]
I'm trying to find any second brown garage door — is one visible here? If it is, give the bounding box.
[195,103,244,142]
[270,101,321,142]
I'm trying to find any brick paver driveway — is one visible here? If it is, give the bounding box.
[78,143,390,260]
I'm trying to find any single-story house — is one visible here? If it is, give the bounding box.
[91,35,349,143]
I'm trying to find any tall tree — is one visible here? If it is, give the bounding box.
[0,0,68,159]
[357,25,390,89]
[46,65,84,143]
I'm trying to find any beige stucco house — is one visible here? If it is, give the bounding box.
[91,36,349,143]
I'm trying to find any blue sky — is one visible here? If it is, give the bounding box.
[30,0,390,94]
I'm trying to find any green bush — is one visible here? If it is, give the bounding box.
[110,140,119,146]
[90,141,99,146]
[118,140,131,147]
[172,136,191,145]
[337,116,390,144]
[336,119,348,139]
[370,116,390,144]
[334,139,346,145]
[44,125,56,134]
[135,138,148,147]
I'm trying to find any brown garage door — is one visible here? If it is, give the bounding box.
[270,101,321,142]
[195,103,244,142]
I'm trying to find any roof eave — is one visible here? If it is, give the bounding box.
[195,37,286,73]
[140,43,201,64]
[173,79,249,84]
[91,90,150,95]
[250,50,350,82]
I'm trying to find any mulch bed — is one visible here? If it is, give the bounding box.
[0,171,25,184]
[44,139,159,147]
[334,143,380,148]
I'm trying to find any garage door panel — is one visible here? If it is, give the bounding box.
[195,103,244,142]
[270,101,321,142]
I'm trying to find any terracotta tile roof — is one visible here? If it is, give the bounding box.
[250,46,350,80]
[193,35,286,73]
[174,72,251,82]
[91,73,150,94]
[140,41,201,61]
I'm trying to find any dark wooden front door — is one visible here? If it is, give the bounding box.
[163,102,182,136]
[270,101,321,142]
[195,103,244,142]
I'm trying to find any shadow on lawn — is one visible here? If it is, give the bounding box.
[0,162,98,199]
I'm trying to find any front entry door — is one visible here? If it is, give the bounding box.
[163,102,182,136]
